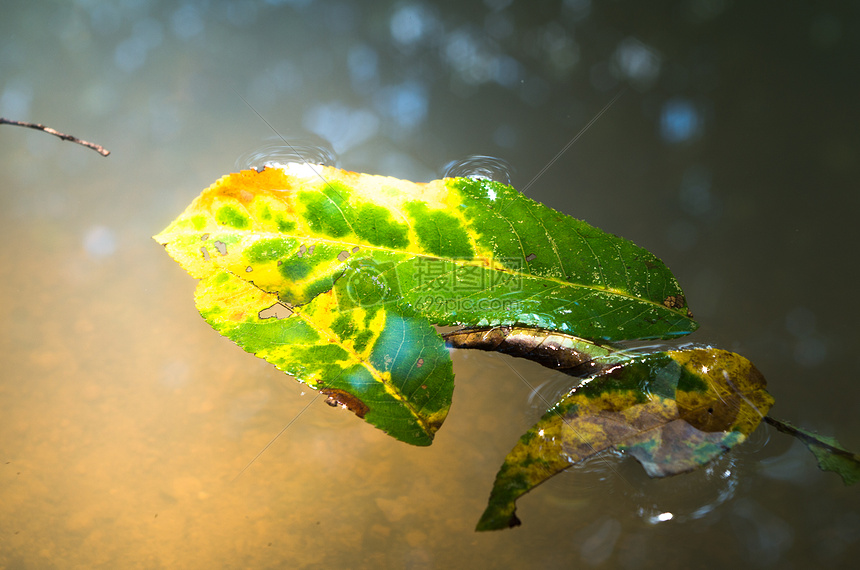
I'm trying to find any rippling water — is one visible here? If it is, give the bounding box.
[443,155,514,184]
[2,1,859,568]
[234,138,339,172]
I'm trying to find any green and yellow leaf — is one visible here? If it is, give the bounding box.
[476,348,774,530]
[154,164,857,528]
[155,164,696,341]
[194,269,453,445]
[154,164,698,444]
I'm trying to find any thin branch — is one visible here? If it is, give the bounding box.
[0,117,111,156]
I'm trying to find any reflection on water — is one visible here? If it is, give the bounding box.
[634,453,741,524]
[2,0,860,567]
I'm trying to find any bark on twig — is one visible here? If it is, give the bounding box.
[442,326,618,378]
[0,117,111,156]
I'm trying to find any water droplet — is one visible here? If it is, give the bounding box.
[443,155,514,184]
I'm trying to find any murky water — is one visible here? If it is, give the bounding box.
[2,1,859,568]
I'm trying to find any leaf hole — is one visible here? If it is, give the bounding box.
[337,250,351,262]
[213,241,228,256]
[525,253,537,262]
[258,302,293,320]
[200,246,211,261]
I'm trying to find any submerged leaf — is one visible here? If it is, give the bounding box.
[476,348,773,531]
[764,417,860,486]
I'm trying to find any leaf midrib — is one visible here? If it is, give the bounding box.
[183,228,689,318]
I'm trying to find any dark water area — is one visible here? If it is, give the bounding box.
[2,0,859,567]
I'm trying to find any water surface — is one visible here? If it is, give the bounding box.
[2,1,859,567]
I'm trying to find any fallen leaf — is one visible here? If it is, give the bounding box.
[476,348,773,530]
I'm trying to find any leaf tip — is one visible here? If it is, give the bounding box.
[475,507,521,532]
[765,416,860,486]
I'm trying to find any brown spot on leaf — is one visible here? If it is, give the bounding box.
[321,388,370,418]
[229,309,248,322]
[663,295,687,311]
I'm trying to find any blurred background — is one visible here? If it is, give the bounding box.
[1,0,859,567]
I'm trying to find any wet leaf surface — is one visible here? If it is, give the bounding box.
[155,164,696,342]
[193,270,453,445]
[476,348,774,531]
[154,165,696,443]
[154,165,860,531]
[153,165,860,531]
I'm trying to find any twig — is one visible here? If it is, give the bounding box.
[0,117,111,156]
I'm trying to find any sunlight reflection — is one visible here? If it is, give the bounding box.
[114,18,164,73]
[170,3,204,39]
[373,81,428,129]
[348,44,379,92]
[0,79,33,119]
[660,98,703,143]
[390,3,435,46]
[83,225,117,258]
[303,103,379,153]
[614,37,661,88]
